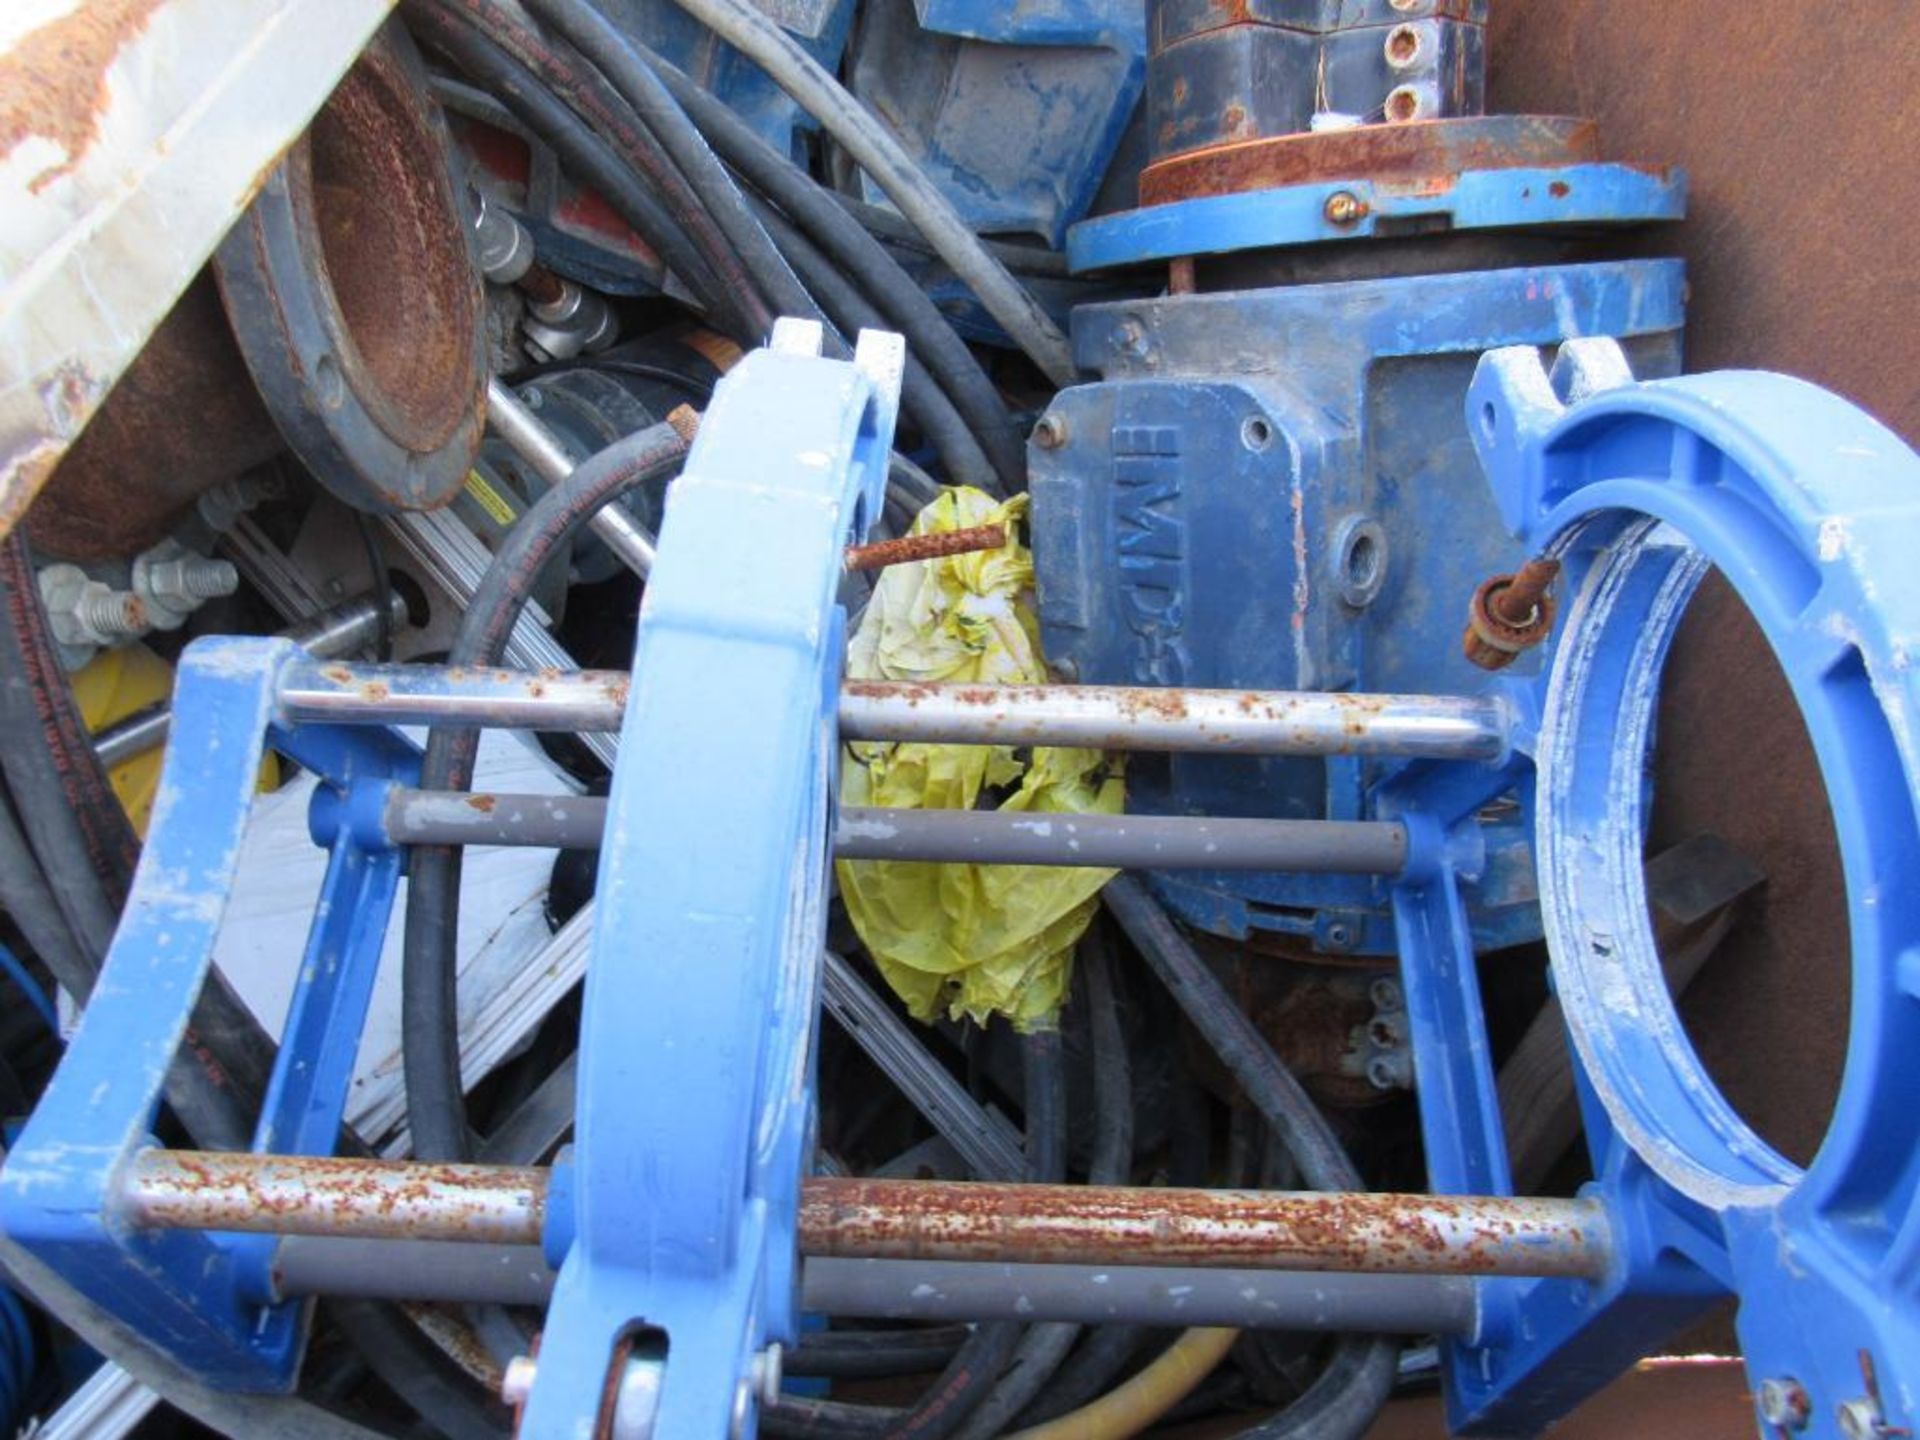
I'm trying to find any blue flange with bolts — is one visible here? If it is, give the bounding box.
[1067,162,1688,273]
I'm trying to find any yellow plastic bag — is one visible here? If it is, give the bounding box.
[836,488,1123,1029]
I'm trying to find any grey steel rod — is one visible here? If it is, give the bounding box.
[382,788,1410,875]
[840,679,1510,760]
[799,1259,1480,1335]
[266,1240,1477,1334]
[268,661,1503,761]
[95,593,411,769]
[124,1153,1605,1279]
[487,377,657,578]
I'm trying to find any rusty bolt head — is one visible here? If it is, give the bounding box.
[1758,1378,1812,1431]
[1324,191,1370,227]
[1033,414,1068,450]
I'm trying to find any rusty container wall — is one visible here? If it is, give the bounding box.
[1488,0,1917,1177]
[28,272,282,562]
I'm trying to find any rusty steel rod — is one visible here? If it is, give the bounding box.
[274,660,1509,761]
[844,523,1008,572]
[799,1179,1608,1279]
[121,1153,1605,1279]
[838,680,1510,759]
[122,1150,547,1246]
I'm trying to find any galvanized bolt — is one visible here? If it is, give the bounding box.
[751,1344,784,1407]
[1758,1378,1812,1432]
[1369,976,1403,1012]
[1324,191,1369,226]
[1838,1399,1882,1440]
[501,1354,538,1407]
[1033,414,1068,450]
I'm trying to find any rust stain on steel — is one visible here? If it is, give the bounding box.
[843,523,1008,573]
[125,1150,548,1245]
[797,1178,1608,1279]
[467,793,498,814]
[28,275,283,560]
[0,0,167,193]
[1140,114,1609,205]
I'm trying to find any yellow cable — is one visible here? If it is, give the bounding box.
[1004,1327,1241,1440]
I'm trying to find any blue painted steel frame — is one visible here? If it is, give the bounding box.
[521,320,901,1439]
[1405,343,1920,1435]
[0,636,419,1388]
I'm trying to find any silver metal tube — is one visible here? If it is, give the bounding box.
[276,658,630,732]
[487,377,657,577]
[381,789,1409,875]
[266,661,1503,764]
[94,592,410,769]
[265,1240,1477,1334]
[122,1150,546,1246]
[124,1154,1606,1280]
[840,680,1510,760]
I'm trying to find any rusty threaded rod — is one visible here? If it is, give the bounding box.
[844,523,1008,573]
[1489,557,1561,627]
[121,1153,1608,1279]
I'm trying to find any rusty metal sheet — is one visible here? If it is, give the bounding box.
[0,0,395,542]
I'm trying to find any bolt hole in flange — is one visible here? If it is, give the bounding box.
[1332,516,1388,609]
[1241,415,1273,451]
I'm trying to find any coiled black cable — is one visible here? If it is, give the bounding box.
[522,0,826,343]
[407,3,749,339]
[1103,875,1397,1440]
[402,415,693,1162]
[641,56,1025,490]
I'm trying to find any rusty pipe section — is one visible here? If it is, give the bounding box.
[800,1180,1609,1280]
[122,1150,547,1246]
[274,660,1508,761]
[839,681,1510,760]
[121,1153,1605,1280]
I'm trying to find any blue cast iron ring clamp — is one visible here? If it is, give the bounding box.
[1463,337,1920,1437]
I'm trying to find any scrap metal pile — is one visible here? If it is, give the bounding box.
[0,1,1913,1437]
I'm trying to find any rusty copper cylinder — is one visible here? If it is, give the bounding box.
[28,272,283,561]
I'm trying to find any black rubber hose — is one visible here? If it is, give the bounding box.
[836,194,1073,279]
[956,937,1134,1439]
[643,56,1025,490]
[406,4,745,337]
[767,1024,1062,1440]
[1103,875,1396,1440]
[403,416,692,1162]
[753,200,997,490]
[785,1325,971,1380]
[521,0,827,340]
